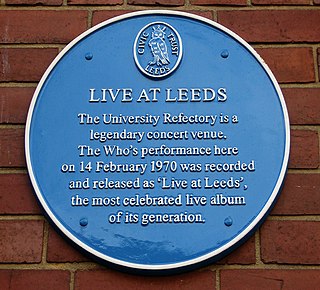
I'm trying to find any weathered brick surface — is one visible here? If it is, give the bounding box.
[272,173,320,215]
[191,0,246,5]
[0,87,34,124]
[289,130,319,169]
[253,0,309,3]
[256,47,315,83]
[184,10,213,19]
[318,48,320,76]
[69,0,122,4]
[92,10,135,26]
[221,269,320,290]
[47,226,89,262]
[0,220,43,263]
[282,88,320,125]
[75,269,216,290]
[128,0,184,5]
[92,10,213,26]
[0,174,40,214]
[0,48,58,82]
[217,10,320,43]
[0,128,25,167]
[0,270,70,290]
[5,0,63,5]
[0,11,88,44]
[260,220,320,264]
[217,236,256,265]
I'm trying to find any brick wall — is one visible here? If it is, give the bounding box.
[0,0,319,289]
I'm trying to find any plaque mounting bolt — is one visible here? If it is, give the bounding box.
[221,50,229,58]
[80,218,88,227]
[85,53,93,60]
[224,216,233,227]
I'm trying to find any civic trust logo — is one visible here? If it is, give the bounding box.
[133,21,183,78]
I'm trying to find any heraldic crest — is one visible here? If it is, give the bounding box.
[134,21,183,78]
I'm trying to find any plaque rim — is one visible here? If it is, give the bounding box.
[25,10,290,272]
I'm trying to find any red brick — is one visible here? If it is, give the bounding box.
[185,10,213,20]
[289,130,319,169]
[272,174,320,215]
[0,220,43,263]
[282,88,320,125]
[92,11,213,27]
[127,0,184,5]
[0,87,34,124]
[253,0,309,4]
[0,174,41,214]
[47,226,89,262]
[0,128,25,167]
[69,0,122,4]
[318,48,320,75]
[92,10,134,26]
[0,11,87,44]
[218,10,320,43]
[75,269,215,290]
[0,48,58,82]
[191,0,246,5]
[0,270,70,290]
[261,220,320,264]
[221,269,320,290]
[257,47,315,83]
[218,236,256,264]
[5,0,62,5]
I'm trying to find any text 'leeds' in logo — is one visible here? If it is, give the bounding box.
[134,21,183,78]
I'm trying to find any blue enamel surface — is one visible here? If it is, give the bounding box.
[27,13,288,269]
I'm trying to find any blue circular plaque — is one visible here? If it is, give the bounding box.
[26,10,290,273]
